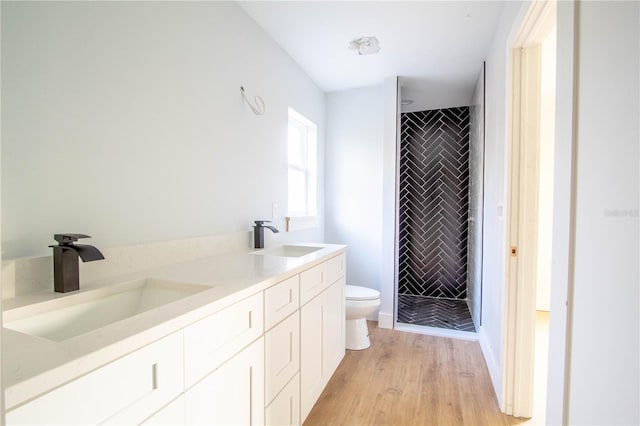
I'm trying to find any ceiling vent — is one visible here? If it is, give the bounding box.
[349,36,381,55]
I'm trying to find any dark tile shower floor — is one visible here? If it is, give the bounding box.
[397,295,476,332]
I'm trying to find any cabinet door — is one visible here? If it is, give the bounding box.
[265,312,300,404]
[185,337,264,426]
[265,373,300,426]
[324,277,345,376]
[300,292,324,422]
[300,278,346,423]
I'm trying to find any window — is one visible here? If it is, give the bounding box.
[288,108,317,217]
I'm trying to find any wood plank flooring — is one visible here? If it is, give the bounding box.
[304,322,522,426]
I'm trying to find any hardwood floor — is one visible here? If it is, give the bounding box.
[304,322,522,426]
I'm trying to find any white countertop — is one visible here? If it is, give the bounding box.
[2,243,346,410]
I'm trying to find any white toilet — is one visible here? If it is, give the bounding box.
[345,285,381,350]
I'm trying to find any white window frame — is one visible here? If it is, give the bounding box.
[287,108,318,228]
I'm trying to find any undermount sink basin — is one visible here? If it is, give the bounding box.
[3,278,210,342]
[251,245,323,258]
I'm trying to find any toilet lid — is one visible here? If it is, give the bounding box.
[346,285,380,301]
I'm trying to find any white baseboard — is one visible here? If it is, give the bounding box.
[378,312,394,329]
[479,326,504,411]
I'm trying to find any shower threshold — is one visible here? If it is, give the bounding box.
[397,295,476,332]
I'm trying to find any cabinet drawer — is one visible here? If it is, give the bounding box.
[327,253,346,285]
[6,332,183,426]
[184,292,263,387]
[266,373,300,426]
[265,312,300,405]
[300,262,327,305]
[265,275,299,330]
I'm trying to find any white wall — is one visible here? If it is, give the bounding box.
[1,2,325,259]
[325,86,384,292]
[325,86,384,290]
[545,2,576,422]
[566,2,639,424]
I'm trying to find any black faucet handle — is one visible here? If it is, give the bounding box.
[54,233,92,245]
[254,220,272,227]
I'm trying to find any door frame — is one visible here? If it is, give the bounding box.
[503,0,556,418]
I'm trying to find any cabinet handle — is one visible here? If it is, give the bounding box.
[152,363,159,390]
[275,288,294,313]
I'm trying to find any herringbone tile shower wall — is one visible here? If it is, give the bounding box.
[399,107,470,299]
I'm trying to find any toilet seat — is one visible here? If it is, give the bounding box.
[346,285,380,301]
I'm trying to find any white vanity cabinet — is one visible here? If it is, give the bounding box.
[5,248,346,426]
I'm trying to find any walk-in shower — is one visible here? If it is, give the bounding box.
[396,66,485,333]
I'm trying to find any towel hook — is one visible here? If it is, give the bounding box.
[240,86,265,115]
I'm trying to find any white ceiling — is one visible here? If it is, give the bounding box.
[238,1,505,112]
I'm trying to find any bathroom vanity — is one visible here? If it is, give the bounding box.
[2,243,346,425]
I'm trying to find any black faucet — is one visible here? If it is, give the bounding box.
[253,220,279,249]
[49,234,105,293]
